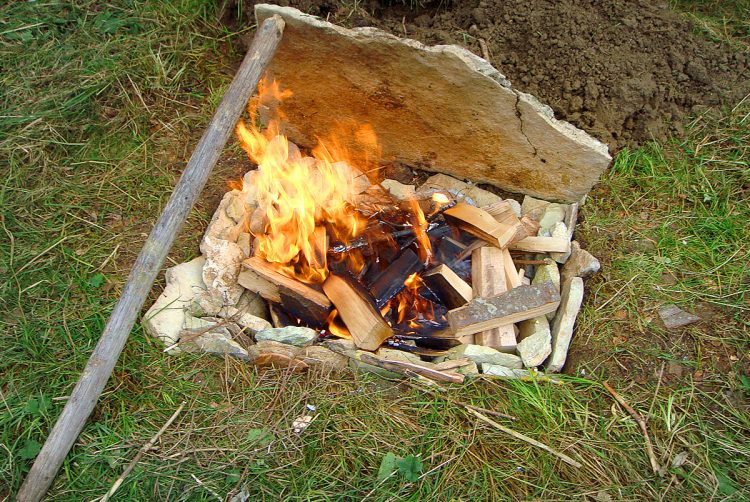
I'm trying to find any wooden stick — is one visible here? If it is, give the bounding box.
[510,236,570,253]
[101,401,186,501]
[471,246,516,350]
[359,353,464,384]
[602,381,664,475]
[16,17,286,502]
[467,407,583,468]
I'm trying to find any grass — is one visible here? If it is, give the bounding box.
[1,1,749,500]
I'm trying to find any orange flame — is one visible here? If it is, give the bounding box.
[235,79,368,283]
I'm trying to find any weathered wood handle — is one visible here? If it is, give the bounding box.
[16,16,285,502]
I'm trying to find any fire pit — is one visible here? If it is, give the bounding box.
[143,5,607,383]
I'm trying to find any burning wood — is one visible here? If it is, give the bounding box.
[443,203,521,249]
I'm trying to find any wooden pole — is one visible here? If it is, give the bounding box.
[16,16,285,501]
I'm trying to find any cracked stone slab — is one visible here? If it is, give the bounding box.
[255,5,611,202]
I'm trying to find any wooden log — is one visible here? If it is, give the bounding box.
[443,203,519,249]
[242,257,331,324]
[509,236,570,254]
[322,274,394,351]
[447,282,561,338]
[359,353,464,384]
[502,248,522,289]
[484,201,538,244]
[471,247,516,351]
[369,248,423,308]
[16,16,286,502]
[422,264,472,309]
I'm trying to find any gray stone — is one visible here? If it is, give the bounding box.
[550,222,572,264]
[376,347,424,365]
[322,338,357,356]
[418,174,503,208]
[449,344,523,369]
[255,326,319,347]
[201,236,245,306]
[381,179,415,200]
[221,306,272,334]
[202,190,245,244]
[143,257,206,352]
[299,345,349,370]
[506,198,522,217]
[561,241,601,284]
[516,316,552,367]
[237,232,252,257]
[521,195,550,220]
[481,364,546,380]
[255,5,611,203]
[546,277,584,373]
[538,204,567,236]
[182,316,249,360]
[658,304,701,329]
[532,258,561,320]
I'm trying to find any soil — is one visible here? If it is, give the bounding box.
[234,0,750,151]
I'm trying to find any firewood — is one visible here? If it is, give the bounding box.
[502,248,522,289]
[443,203,519,249]
[242,257,331,323]
[422,264,473,309]
[509,236,570,254]
[484,201,538,244]
[322,274,394,351]
[359,353,464,383]
[368,248,424,307]
[471,246,516,350]
[447,282,561,338]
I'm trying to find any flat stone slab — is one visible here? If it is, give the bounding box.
[255,5,611,202]
[658,304,701,329]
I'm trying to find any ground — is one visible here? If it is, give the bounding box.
[0,1,748,500]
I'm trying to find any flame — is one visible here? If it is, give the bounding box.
[235,79,368,283]
[395,272,435,328]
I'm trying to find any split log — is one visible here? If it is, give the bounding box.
[359,353,464,383]
[322,274,393,351]
[447,282,561,338]
[443,203,519,249]
[502,248,522,289]
[369,248,424,307]
[471,246,516,350]
[509,236,571,254]
[422,264,472,309]
[484,201,539,244]
[242,257,331,325]
[16,16,286,502]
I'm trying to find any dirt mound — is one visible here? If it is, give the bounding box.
[238,0,750,151]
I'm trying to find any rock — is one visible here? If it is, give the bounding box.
[255,326,319,347]
[202,190,245,244]
[538,203,567,236]
[201,236,245,306]
[222,306,272,334]
[235,290,270,320]
[546,277,584,373]
[418,174,503,208]
[237,232,252,257]
[532,258,561,320]
[521,195,550,220]
[256,5,611,203]
[143,257,206,351]
[192,289,223,317]
[481,364,547,380]
[506,198,522,217]
[455,361,480,376]
[322,338,357,356]
[381,179,415,199]
[658,304,701,329]
[561,241,601,283]
[182,316,249,360]
[449,344,523,369]
[549,221,572,264]
[516,316,552,367]
[299,345,349,371]
[376,347,424,365]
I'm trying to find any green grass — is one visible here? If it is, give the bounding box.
[1,1,749,500]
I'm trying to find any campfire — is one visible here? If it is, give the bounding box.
[144,75,600,383]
